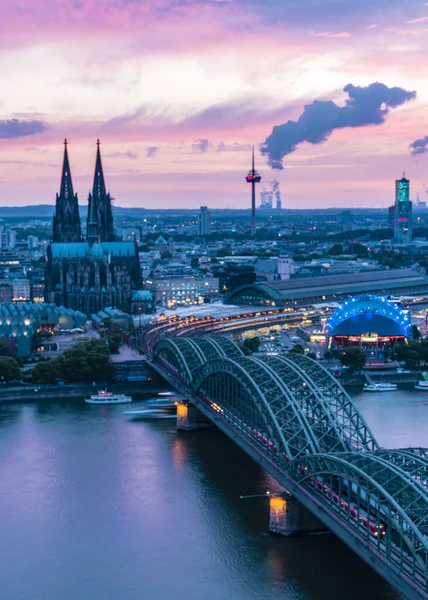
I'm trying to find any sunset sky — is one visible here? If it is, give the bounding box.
[1,0,428,209]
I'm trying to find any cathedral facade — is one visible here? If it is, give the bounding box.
[45,140,141,315]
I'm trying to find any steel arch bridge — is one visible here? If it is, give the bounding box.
[148,335,428,599]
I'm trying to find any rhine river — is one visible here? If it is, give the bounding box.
[0,388,426,600]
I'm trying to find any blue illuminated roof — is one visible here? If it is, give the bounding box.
[325,294,412,338]
[51,242,136,259]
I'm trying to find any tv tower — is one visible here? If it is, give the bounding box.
[245,147,261,236]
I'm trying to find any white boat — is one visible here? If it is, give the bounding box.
[363,383,397,392]
[414,381,428,391]
[124,398,176,419]
[85,390,132,404]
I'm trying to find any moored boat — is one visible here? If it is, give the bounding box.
[363,383,397,392]
[85,390,132,404]
[414,381,428,391]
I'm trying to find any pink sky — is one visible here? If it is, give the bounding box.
[1,0,428,209]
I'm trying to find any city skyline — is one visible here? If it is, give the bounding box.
[2,1,428,208]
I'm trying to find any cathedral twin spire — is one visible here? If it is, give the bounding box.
[53,139,115,246]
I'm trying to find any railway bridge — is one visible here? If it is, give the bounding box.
[143,332,428,600]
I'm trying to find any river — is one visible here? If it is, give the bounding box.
[0,388,426,600]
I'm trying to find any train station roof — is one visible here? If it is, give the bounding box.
[226,269,428,306]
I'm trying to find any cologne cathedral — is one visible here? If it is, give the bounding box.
[45,140,141,315]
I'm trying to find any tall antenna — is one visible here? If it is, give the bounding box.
[245,147,261,236]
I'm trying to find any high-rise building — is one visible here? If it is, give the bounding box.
[5,229,16,249]
[388,205,395,229]
[198,206,211,235]
[28,235,39,250]
[394,173,412,244]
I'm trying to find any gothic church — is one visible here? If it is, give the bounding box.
[45,140,141,315]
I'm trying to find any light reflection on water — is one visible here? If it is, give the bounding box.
[0,389,419,600]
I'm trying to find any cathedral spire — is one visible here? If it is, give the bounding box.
[87,140,115,245]
[60,138,74,200]
[92,139,107,200]
[52,139,82,243]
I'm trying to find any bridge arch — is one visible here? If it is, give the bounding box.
[286,353,378,452]
[193,356,320,459]
[293,453,428,577]
[152,336,244,384]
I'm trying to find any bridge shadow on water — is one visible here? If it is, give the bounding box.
[169,424,401,600]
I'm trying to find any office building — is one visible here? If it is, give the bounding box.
[394,173,412,244]
[5,229,17,249]
[198,206,211,236]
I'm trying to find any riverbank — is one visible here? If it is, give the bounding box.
[0,381,172,403]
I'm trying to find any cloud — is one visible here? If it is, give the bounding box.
[407,16,428,23]
[409,136,428,155]
[146,145,159,157]
[261,82,416,169]
[192,138,212,152]
[313,31,351,38]
[0,119,47,139]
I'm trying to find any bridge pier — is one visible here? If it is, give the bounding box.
[176,402,213,431]
[269,495,327,537]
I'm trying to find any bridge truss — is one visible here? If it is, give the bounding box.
[150,335,428,599]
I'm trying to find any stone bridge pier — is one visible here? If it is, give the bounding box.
[269,495,327,537]
[176,401,213,431]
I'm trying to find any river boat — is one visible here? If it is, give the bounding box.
[123,397,177,419]
[414,381,428,391]
[363,383,397,392]
[414,371,428,391]
[85,390,132,404]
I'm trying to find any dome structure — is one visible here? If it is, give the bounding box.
[325,294,412,348]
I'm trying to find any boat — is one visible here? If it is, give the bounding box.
[85,390,132,404]
[415,372,428,391]
[123,397,177,419]
[414,382,428,391]
[363,383,397,392]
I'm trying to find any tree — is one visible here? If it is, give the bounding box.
[216,247,230,258]
[289,344,304,355]
[339,347,367,372]
[412,325,422,340]
[32,358,62,384]
[0,357,21,382]
[352,242,369,257]
[60,339,113,382]
[0,340,12,357]
[324,349,334,362]
[328,243,344,256]
[307,351,317,360]
[243,337,260,354]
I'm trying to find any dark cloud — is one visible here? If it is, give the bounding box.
[261,82,416,169]
[409,136,428,155]
[0,119,47,139]
[192,138,212,153]
[146,145,159,157]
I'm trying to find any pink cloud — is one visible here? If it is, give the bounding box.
[406,16,428,23]
[313,31,351,38]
